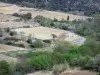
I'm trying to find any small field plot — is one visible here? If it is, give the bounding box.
[0,22,28,28]
[0,5,19,14]
[15,27,86,45]
[0,14,19,22]
[0,44,27,52]
[20,9,89,21]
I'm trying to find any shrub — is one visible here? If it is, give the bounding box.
[12,13,20,17]
[54,41,75,54]
[21,13,32,20]
[70,56,90,67]
[0,61,12,75]
[53,52,65,64]
[27,38,33,44]
[51,34,57,39]
[53,62,70,75]
[33,39,44,48]
[9,31,17,36]
[43,40,52,44]
[83,38,100,56]
[6,28,10,33]
[21,1,34,7]
[34,15,53,27]
[92,54,100,71]
[54,18,58,22]
[27,53,53,70]
[98,73,100,75]
[0,28,3,37]
[83,54,100,71]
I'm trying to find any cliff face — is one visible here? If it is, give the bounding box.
[1,0,100,15]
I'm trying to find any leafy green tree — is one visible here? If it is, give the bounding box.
[27,53,53,70]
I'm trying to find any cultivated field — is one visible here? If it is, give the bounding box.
[15,27,86,45]
[0,2,89,21]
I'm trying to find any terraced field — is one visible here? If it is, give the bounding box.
[0,44,27,52]
[15,27,86,45]
[0,2,89,21]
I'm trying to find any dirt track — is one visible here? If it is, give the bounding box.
[61,71,98,75]
[26,71,98,75]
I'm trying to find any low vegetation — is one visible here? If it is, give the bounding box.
[0,61,13,75]
[0,2,100,75]
[0,38,99,74]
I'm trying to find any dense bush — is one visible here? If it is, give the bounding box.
[21,13,32,20]
[54,41,76,54]
[0,61,13,75]
[91,54,100,71]
[34,15,53,27]
[27,52,53,70]
[53,62,70,75]
[13,13,32,21]
[21,1,34,7]
[9,31,17,36]
[33,39,45,48]
[43,40,52,44]
[34,16,69,30]
[80,38,100,56]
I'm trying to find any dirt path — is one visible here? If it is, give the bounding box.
[26,71,98,75]
[61,71,98,75]
[26,71,52,75]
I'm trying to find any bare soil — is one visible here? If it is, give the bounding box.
[0,44,27,52]
[26,71,98,75]
[61,71,98,75]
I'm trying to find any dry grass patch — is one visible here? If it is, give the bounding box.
[0,44,27,52]
[15,27,86,45]
[0,2,89,21]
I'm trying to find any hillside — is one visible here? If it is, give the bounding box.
[0,2,100,75]
[0,2,89,21]
[1,0,100,15]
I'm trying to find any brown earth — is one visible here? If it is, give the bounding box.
[61,71,98,75]
[26,71,98,75]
